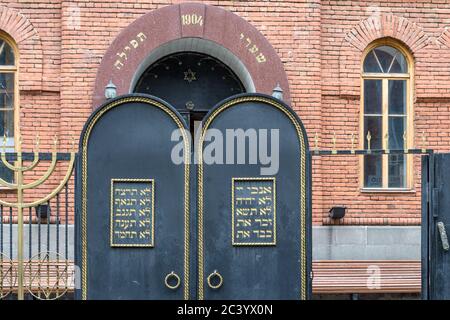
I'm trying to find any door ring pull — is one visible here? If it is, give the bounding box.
[207,270,223,289]
[164,271,181,290]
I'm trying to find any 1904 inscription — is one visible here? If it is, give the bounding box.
[110,179,154,247]
[232,178,276,246]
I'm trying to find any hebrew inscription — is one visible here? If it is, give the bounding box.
[110,179,154,247]
[232,178,276,246]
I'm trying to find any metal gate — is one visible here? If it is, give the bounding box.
[311,138,432,298]
[422,153,450,299]
[0,143,76,300]
[4,96,448,300]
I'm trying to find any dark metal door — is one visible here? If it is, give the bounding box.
[76,94,190,299]
[75,93,312,300]
[198,94,311,300]
[423,153,450,299]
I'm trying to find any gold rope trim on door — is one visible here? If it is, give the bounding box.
[81,96,190,300]
[197,96,307,300]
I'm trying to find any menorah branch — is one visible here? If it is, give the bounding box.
[0,151,22,171]
[0,177,18,190]
[0,152,42,190]
[19,152,40,172]
[22,152,57,190]
[23,153,75,208]
[0,153,74,207]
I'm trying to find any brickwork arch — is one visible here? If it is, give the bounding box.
[437,27,450,49]
[338,14,430,96]
[0,5,43,91]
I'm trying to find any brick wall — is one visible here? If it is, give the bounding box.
[1,0,449,225]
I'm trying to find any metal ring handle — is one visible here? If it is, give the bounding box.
[164,271,181,290]
[207,270,223,289]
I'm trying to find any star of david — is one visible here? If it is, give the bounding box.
[184,68,197,83]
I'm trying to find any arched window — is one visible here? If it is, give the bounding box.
[361,42,412,189]
[0,33,17,183]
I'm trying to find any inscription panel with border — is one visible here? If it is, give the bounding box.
[232,177,276,246]
[110,179,154,247]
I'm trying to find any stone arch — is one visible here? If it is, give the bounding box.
[0,5,43,91]
[92,2,290,108]
[338,14,429,96]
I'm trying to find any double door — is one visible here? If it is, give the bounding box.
[76,93,311,300]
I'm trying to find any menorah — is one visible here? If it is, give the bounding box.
[0,135,75,300]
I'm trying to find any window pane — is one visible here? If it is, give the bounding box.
[365,155,382,188]
[388,51,407,73]
[0,162,13,183]
[0,73,14,137]
[364,116,382,149]
[0,109,14,137]
[363,46,407,73]
[374,46,407,73]
[388,116,405,150]
[363,50,382,72]
[364,79,382,114]
[0,40,15,66]
[0,73,14,107]
[388,154,406,188]
[389,80,406,115]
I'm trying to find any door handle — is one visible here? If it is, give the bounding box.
[437,222,450,251]
[164,271,181,290]
[207,270,223,289]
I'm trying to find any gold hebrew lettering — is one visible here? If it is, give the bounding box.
[130,39,139,49]
[249,45,259,54]
[116,52,127,60]
[137,32,147,41]
[236,219,252,227]
[236,230,251,239]
[256,53,267,63]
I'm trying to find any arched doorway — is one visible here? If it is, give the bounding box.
[134,51,246,133]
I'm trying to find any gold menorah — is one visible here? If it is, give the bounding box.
[0,135,75,300]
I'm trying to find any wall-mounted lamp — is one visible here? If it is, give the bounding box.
[104,80,117,99]
[329,206,346,219]
[35,203,51,221]
[272,83,283,101]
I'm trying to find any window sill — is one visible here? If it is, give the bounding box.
[360,188,416,194]
[0,186,15,192]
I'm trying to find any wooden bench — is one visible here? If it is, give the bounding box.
[312,260,421,294]
[2,260,421,297]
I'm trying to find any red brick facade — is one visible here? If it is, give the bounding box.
[1,0,450,225]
